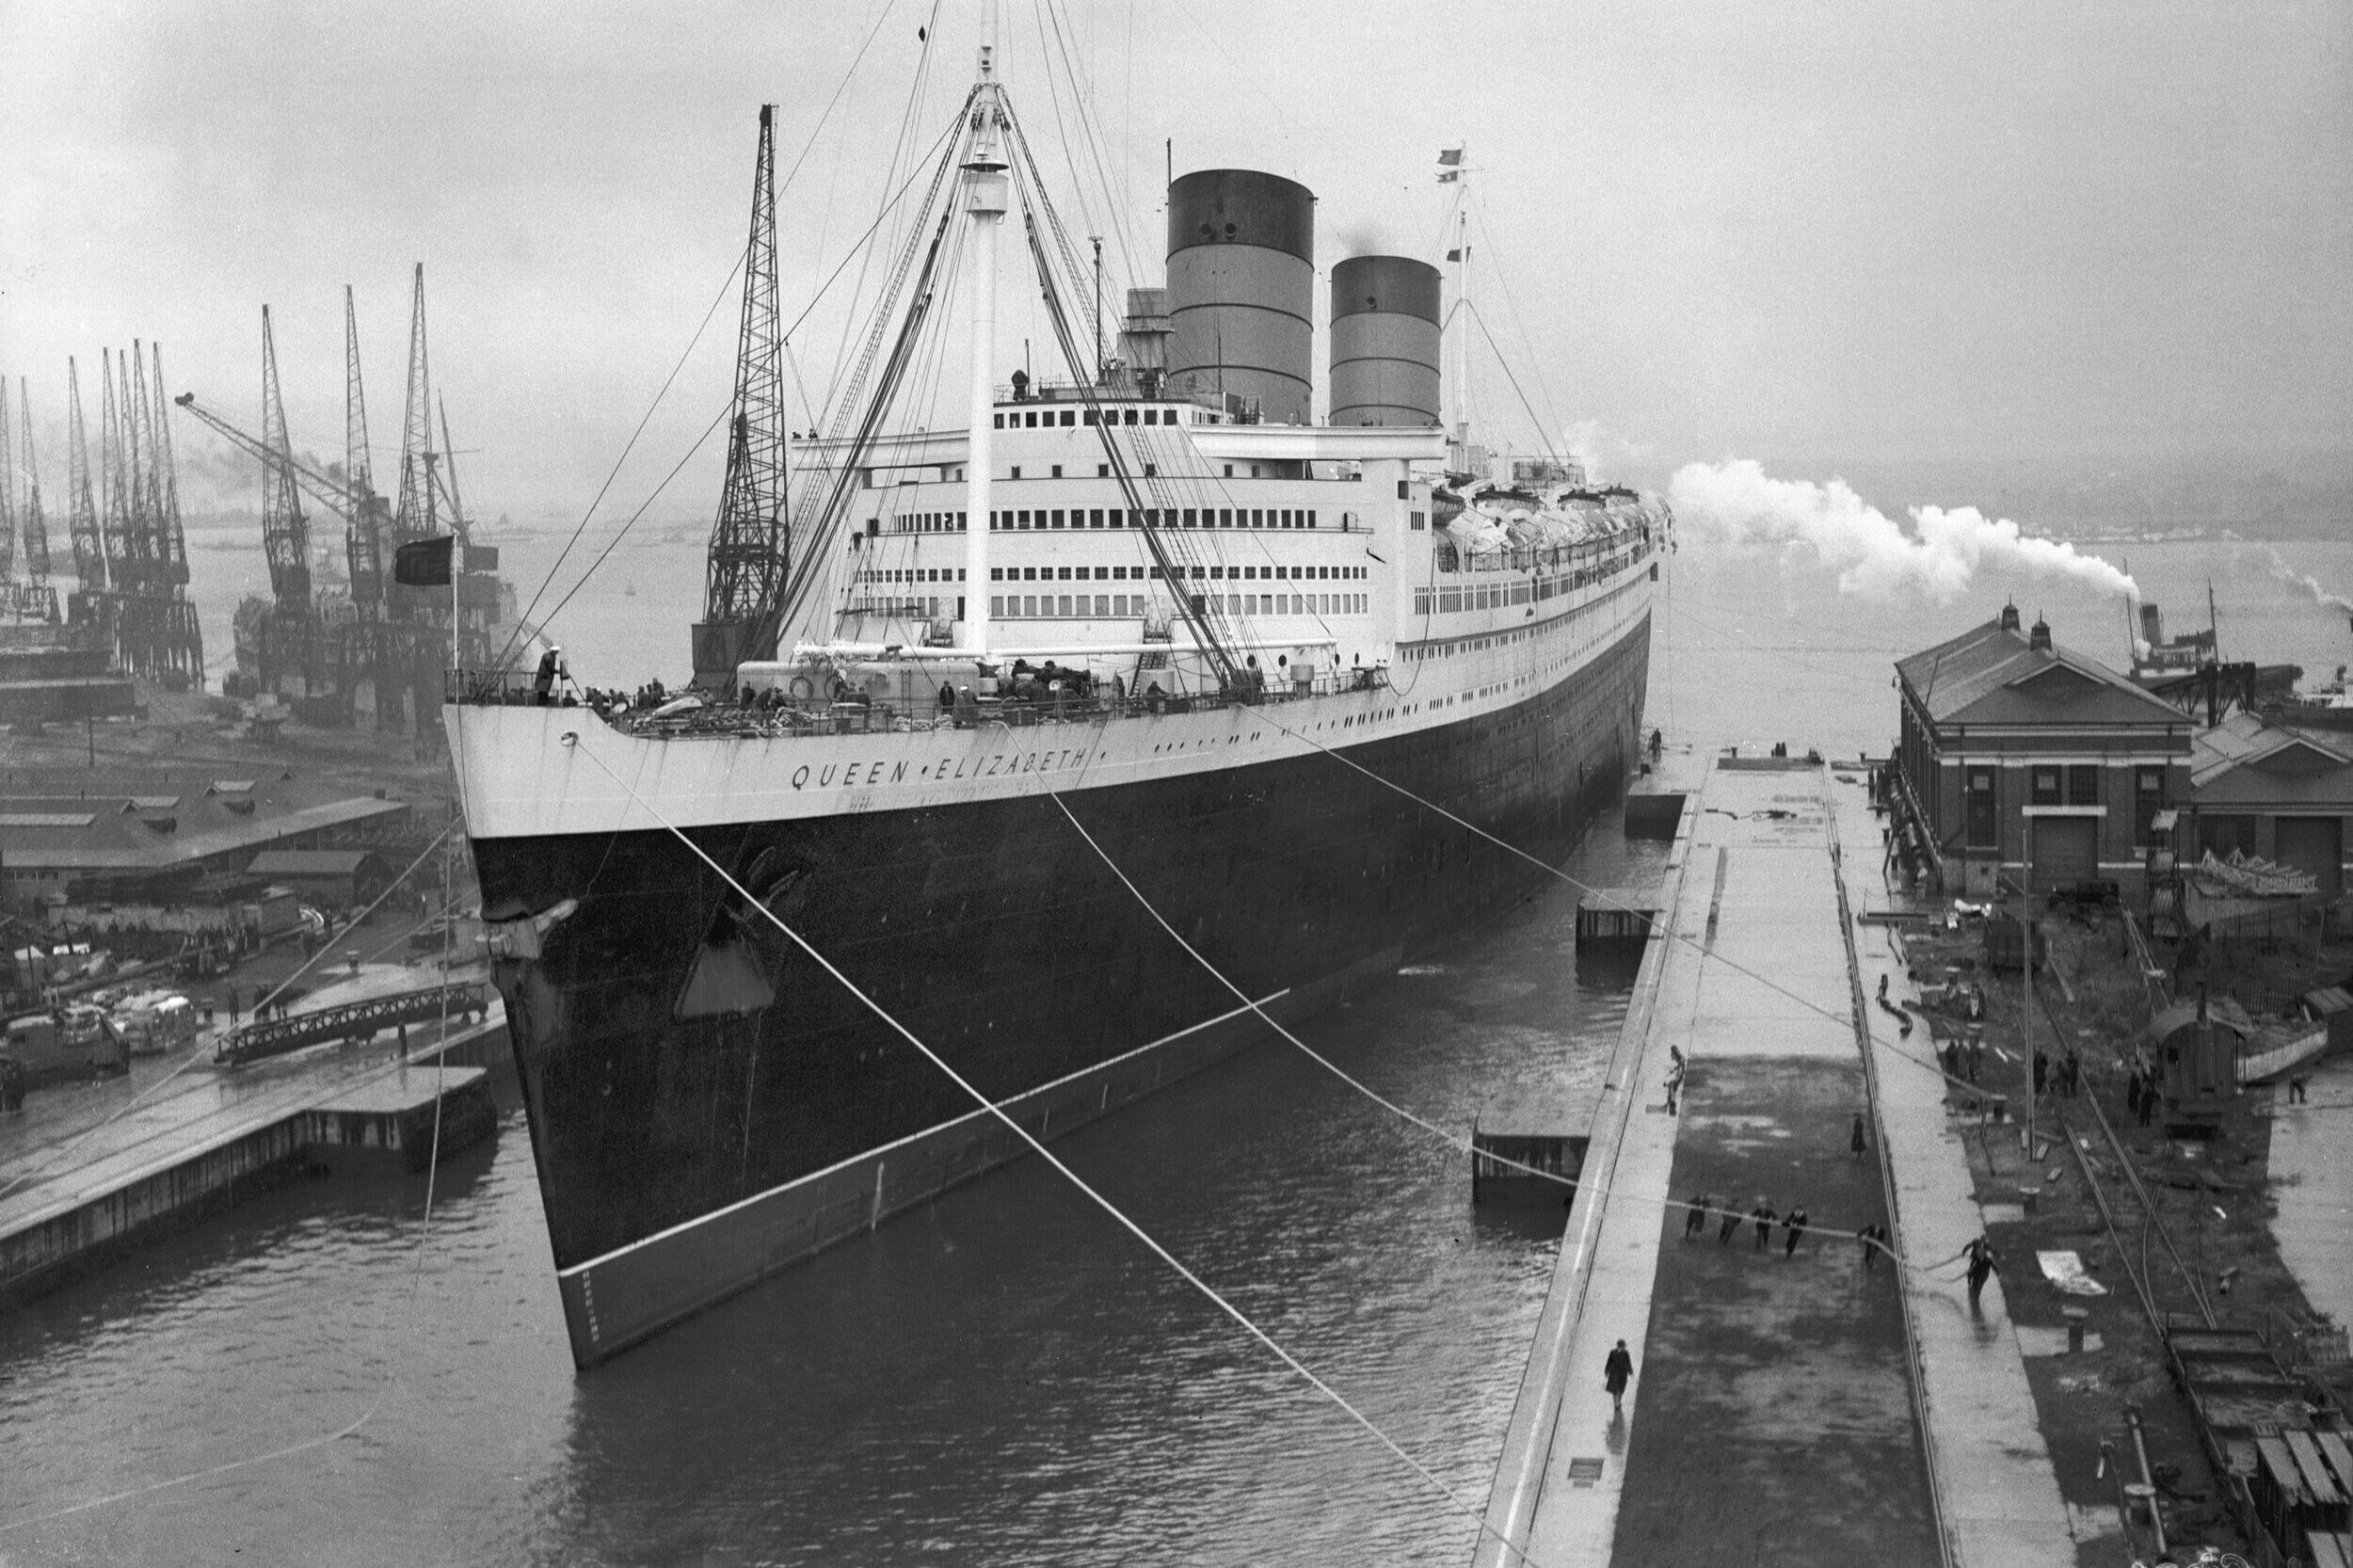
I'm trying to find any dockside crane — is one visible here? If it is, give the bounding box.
[142,344,204,684]
[691,103,790,691]
[258,307,313,615]
[344,285,386,612]
[19,379,53,588]
[0,368,16,586]
[149,345,192,591]
[99,349,135,598]
[65,358,107,603]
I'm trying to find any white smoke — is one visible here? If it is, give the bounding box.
[1562,421,1652,486]
[2265,547,2353,616]
[1666,457,2139,603]
[1333,220,1398,258]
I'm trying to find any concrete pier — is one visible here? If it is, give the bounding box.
[0,1016,502,1305]
[1476,757,2080,1567]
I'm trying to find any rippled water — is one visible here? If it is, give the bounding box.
[0,827,1656,1565]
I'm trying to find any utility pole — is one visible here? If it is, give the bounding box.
[2022,825,2035,1156]
[1090,234,1103,381]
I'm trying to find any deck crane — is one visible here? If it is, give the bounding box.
[691,103,789,691]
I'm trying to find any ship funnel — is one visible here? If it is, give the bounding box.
[2140,602,2164,648]
[1329,256,1442,427]
[1165,169,1314,424]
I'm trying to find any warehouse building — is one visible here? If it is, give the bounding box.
[1892,606,2195,897]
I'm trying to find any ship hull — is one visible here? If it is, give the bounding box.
[467,612,1650,1367]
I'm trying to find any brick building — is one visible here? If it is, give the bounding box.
[1893,606,2194,897]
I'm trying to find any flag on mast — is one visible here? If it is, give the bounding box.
[393,534,455,585]
[1437,148,1464,166]
[1437,170,1460,184]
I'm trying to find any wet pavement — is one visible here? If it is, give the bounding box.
[1477,760,2085,1567]
[2269,1053,2353,1332]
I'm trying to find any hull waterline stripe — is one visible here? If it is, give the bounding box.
[563,740,1556,1568]
[557,986,1290,1279]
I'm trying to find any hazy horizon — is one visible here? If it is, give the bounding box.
[6,3,2348,533]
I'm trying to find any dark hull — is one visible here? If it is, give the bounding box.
[473,614,1650,1365]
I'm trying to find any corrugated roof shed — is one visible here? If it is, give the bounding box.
[0,769,410,876]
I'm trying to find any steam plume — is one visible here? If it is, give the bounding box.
[1562,420,1651,486]
[2265,548,2353,615]
[1667,457,2138,602]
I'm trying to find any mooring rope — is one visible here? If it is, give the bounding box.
[560,737,1563,1568]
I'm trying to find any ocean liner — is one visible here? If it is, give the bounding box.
[446,37,1667,1368]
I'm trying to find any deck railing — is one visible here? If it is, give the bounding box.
[446,664,1394,739]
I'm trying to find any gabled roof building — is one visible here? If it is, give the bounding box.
[1892,605,2195,897]
[2185,712,2353,894]
[0,770,414,906]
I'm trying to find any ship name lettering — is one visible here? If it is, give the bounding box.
[891,761,907,783]
[819,765,838,787]
[791,765,810,792]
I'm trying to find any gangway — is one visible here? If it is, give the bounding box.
[216,981,488,1065]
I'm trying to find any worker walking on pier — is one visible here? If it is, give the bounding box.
[1784,1206,1808,1256]
[1683,1194,1712,1240]
[1850,1112,1869,1160]
[1751,1198,1777,1250]
[1604,1339,1635,1414]
[1965,1236,2000,1312]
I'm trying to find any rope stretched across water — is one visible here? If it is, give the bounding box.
[560,737,1565,1568]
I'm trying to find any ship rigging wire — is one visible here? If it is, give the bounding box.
[496,111,966,673]
[1024,716,1939,1273]
[1223,697,1994,1109]
[561,738,1569,1568]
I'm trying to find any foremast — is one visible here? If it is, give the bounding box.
[960,23,1006,665]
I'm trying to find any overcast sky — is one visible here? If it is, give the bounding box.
[3,0,2346,526]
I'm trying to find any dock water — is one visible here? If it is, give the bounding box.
[1476,754,2080,1567]
[0,1019,504,1305]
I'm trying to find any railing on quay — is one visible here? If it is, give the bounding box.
[216,981,490,1067]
